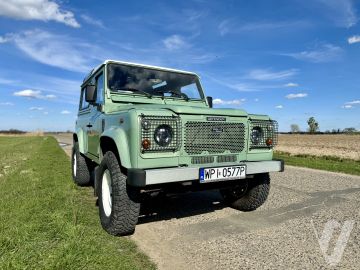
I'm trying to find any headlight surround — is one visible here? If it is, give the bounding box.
[154,124,173,146]
[140,115,181,152]
[251,127,263,145]
[249,120,278,149]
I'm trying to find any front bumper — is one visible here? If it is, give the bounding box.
[127,160,284,187]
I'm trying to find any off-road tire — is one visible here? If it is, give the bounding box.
[220,173,270,211]
[72,142,92,186]
[98,151,140,236]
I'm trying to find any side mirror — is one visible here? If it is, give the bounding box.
[85,85,96,103]
[207,96,213,108]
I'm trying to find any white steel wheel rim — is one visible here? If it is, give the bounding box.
[102,169,112,217]
[73,152,77,177]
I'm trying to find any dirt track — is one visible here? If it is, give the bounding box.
[54,134,360,269]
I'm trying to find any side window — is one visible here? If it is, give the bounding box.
[79,88,89,110]
[96,73,104,104]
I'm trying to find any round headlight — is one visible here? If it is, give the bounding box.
[154,124,173,147]
[251,127,263,144]
[141,119,151,130]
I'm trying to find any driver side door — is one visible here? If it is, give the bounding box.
[87,71,105,157]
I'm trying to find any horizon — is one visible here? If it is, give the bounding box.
[0,0,359,132]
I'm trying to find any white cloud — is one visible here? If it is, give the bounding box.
[0,102,14,106]
[1,30,100,72]
[14,89,42,98]
[0,78,16,84]
[61,110,71,114]
[346,100,360,105]
[284,44,343,63]
[45,94,57,99]
[286,93,308,99]
[342,100,360,109]
[218,19,233,36]
[213,98,246,106]
[29,107,44,111]
[0,0,80,28]
[218,19,310,36]
[275,105,283,109]
[13,89,57,100]
[246,69,298,81]
[317,0,357,28]
[348,35,360,44]
[284,82,299,87]
[81,14,104,28]
[0,35,13,44]
[254,98,259,102]
[204,73,288,92]
[43,111,49,115]
[163,35,188,50]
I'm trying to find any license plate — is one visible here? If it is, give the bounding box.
[199,165,246,183]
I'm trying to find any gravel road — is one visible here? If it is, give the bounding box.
[54,134,360,269]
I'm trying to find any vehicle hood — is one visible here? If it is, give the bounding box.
[160,105,248,117]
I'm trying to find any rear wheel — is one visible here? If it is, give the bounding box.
[72,142,92,186]
[98,151,140,236]
[220,173,270,211]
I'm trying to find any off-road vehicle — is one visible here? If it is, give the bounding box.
[72,60,284,236]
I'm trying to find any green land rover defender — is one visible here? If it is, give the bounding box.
[72,60,284,236]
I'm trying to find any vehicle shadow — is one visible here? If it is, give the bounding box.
[137,190,226,224]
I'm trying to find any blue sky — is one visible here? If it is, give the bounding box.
[0,0,359,132]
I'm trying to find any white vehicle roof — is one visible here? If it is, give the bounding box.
[105,60,198,75]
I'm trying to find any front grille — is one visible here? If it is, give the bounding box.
[217,155,237,163]
[184,122,246,155]
[191,156,214,164]
[140,115,181,152]
[250,120,278,149]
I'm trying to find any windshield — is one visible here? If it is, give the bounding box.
[107,63,204,100]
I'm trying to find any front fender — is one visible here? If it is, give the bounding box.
[75,127,86,154]
[101,127,132,168]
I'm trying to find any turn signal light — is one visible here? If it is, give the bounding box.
[266,138,273,146]
[142,139,151,149]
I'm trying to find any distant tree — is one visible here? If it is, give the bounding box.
[290,124,300,133]
[343,127,357,133]
[324,130,330,134]
[307,117,319,134]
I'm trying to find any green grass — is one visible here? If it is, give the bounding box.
[0,136,155,270]
[274,151,360,176]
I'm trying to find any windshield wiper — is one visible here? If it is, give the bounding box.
[154,90,189,101]
[114,88,152,98]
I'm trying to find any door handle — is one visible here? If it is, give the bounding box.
[86,124,93,128]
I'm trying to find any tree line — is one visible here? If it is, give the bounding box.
[290,117,359,134]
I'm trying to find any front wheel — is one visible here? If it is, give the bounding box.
[220,173,270,211]
[72,142,92,186]
[98,151,140,236]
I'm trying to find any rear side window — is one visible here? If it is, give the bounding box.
[79,88,89,110]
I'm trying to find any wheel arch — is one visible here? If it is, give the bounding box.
[74,128,86,153]
[100,129,132,169]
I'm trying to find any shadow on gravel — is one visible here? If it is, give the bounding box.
[137,190,226,224]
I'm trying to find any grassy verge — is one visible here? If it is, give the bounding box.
[0,136,155,269]
[274,151,360,176]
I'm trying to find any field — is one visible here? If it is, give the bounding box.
[276,134,360,160]
[0,136,154,269]
[274,134,360,176]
